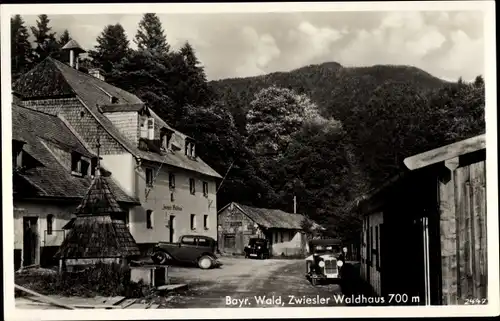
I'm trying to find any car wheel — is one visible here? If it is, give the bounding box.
[151,251,167,265]
[311,278,318,286]
[198,255,213,269]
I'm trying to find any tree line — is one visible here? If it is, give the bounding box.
[11,13,486,241]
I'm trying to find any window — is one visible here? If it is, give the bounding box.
[161,134,168,150]
[181,236,196,246]
[190,214,196,230]
[169,173,175,189]
[13,148,23,169]
[47,215,54,235]
[198,237,210,247]
[185,140,196,157]
[203,182,208,197]
[191,143,196,158]
[90,158,97,176]
[189,178,196,195]
[146,210,153,229]
[280,232,284,243]
[140,117,148,138]
[204,215,209,230]
[147,118,154,140]
[146,168,154,186]
[80,159,90,177]
[71,153,82,173]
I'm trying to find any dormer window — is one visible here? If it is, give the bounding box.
[185,139,196,158]
[12,140,25,169]
[71,152,90,177]
[147,118,154,140]
[13,149,23,169]
[160,128,173,151]
[140,116,155,140]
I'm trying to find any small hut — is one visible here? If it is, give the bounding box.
[55,146,140,271]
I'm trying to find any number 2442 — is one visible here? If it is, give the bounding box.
[465,298,488,304]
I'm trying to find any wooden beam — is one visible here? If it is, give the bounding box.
[445,157,460,171]
[404,134,485,171]
[15,284,76,310]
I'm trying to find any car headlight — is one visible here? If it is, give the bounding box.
[318,261,325,267]
[337,260,344,267]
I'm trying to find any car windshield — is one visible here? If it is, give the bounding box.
[312,244,340,254]
[249,238,266,246]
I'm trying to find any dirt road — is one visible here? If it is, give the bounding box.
[162,257,344,308]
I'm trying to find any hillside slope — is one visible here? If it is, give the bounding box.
[209,62,448,132]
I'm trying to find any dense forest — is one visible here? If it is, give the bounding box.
[11,14,486,240]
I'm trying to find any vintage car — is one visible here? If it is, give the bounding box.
[305,238,345,285]
[150,235,220,269]
[244,238,270,259]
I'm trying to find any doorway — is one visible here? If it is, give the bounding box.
[23,217,39,267]
[169,215,175,243]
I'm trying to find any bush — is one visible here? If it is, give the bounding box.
[15,262,153,298]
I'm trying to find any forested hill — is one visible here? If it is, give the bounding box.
[209,62,449,132]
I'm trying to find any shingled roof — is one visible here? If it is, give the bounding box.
[13,57,221,178]
[223,202,321,230]
[75,173,125,215]
[12,104,139,204]
[55,215,140,259]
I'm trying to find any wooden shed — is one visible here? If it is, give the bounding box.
[358,134,487,305]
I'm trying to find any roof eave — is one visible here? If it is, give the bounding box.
[404,134,486,171]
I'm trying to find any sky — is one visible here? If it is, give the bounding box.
[20,11,485,82]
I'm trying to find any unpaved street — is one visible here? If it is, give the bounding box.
[162,257,344,308]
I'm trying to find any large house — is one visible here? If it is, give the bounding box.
[12,103,139,270]
[217,202,322,257]
[12,40,222,256]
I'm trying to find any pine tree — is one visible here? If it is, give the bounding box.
[11,14,33,79]
[89,23,130,73]
[134,13,170,55]
[58,29,71,46]
[180,41,199,68]
[30,14,60,63]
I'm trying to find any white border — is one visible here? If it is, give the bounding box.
[1,1,498,320]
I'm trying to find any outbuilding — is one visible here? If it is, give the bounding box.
[217,202,322,257]
[357,134,487,305]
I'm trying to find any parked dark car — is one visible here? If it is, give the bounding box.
[150,235,220,269]
[305,238,346,285]
[244,238,270,259]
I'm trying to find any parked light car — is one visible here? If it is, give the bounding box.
[305,238,345,285]
[150,235,220,269]
[244,238,270,259]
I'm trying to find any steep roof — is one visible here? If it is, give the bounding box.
[226,202,320,230]
[75,172,125,215]
[61,39,86,52]
[12,104,139,204]
[13,57,222,179]
[55,215,140,259]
